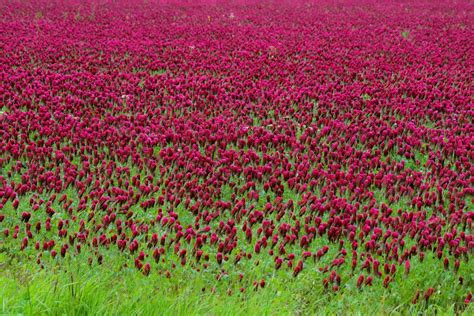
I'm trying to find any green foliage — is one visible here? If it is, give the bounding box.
[1,256,472,315]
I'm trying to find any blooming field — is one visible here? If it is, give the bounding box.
[0,0,473,314]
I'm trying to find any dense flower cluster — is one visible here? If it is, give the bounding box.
[0,0,472,307]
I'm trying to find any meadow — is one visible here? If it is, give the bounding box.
[0,0,472,314]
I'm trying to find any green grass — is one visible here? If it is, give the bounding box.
[361,93,372,101]
[1,252,472,315]
[150,69,167,76]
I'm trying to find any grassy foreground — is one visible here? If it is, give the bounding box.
[1,252,472,315]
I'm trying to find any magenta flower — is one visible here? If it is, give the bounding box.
[0,1,471,306]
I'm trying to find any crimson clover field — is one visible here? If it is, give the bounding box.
[0,0,473,314]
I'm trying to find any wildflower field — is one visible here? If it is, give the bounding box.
[0,0,472,314]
